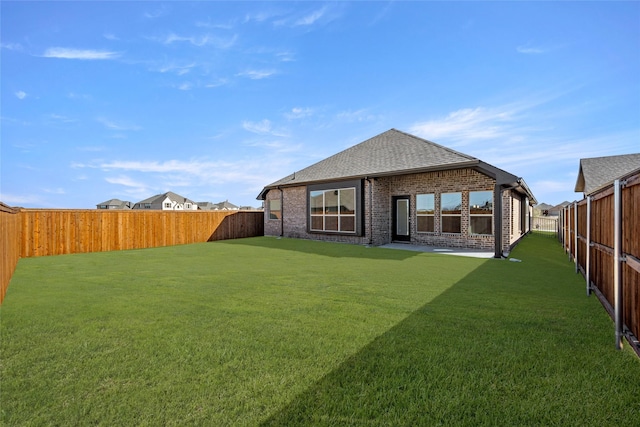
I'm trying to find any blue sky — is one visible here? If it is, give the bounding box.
[2,1,639,209]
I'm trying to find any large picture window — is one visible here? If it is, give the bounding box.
[416,194,435,233]
[441,192,462,233]
[310,187,356,233]
[469,191,493,235]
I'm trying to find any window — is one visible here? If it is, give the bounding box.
[144,203,151,209]
[469,191,493,235]
[441,192,462,233]
[269,199,281,220]
[416,194,435,232]
[164,202,172,208]
[309,187,356,233]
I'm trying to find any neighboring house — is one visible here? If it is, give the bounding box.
[197,200,240,210]
[534,203,553,216]
[548,201,571,216]
[215,200,239,210]
[96,199,132,210]
[257,129,537,258]
[197,202,217,210]
[575,153,640,197]
[132,192,198,210]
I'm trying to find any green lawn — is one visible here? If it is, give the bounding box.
[1,235,639,426]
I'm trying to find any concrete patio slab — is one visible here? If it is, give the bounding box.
[379,243,496,259]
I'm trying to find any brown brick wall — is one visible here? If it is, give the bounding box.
[374,169,496,250]
[264,168,523,252]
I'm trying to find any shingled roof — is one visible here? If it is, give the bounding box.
[259,129,480,194]
[574,153,640,195]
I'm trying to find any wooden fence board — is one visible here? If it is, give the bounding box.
[0,204,21,304]
[624,265,640,345]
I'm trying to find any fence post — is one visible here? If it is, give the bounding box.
[559,209,563,244]
[614,179,623,350]
[586,196,591,296]
[574,201,578,273]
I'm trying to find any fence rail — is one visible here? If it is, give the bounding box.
[561,169,640,356]
[0,208,264,303]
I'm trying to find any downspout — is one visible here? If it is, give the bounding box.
[493,185,503,258]
[574,201,579,273]
[586,196,591,296]
[493,183,520,258]
[278,187,284,237]
[365,177,373,246]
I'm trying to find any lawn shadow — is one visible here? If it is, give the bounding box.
[259,235,639,425]
[218,236,421,261]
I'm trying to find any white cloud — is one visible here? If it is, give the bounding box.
[517,45,546,54]
[205,78,229,88]
[76,146,105,152]
[177,82,193,91]
[0,193,42,205]
[42,47,121,60]
[244,139,303,153]
[285,107,313,120]
[67,92,92,100]
[237,69,277,80]
[242,119,289,137]
[1,42,23,51]
[103,33,119,41]
[48,114,78,124]
[160,33,237,49]
[516,43,565,54]
[336,108,380,123]
[276,51,296,62]
[144,5,170,19]
[15,91,27,100]
[295,6,328,26]
[106,175,148,189]
[97,118,142,131]
[409,106,521,143]
[43,187,66,195]
[154,62,196,75]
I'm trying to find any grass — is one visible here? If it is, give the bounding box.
[1,235,639,426]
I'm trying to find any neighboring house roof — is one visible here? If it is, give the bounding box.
[575,153,640,195]
[215,200,239,210]
[135,191,196,206]
[551,201,571,211]
[258,128,537,204]
[96,199,131,209]
[535,203,554,211]
[197,202,216,210]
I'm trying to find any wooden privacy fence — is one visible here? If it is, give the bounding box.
[560,168,640,355]
[1,203,21,305]
[0,208,264,303]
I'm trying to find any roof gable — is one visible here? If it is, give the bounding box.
[575,153,640,195]
[264,129,478,190]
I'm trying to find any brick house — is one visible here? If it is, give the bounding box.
[257,129,537,258]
